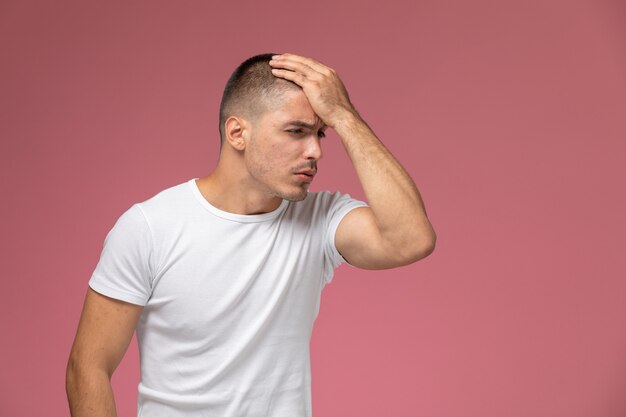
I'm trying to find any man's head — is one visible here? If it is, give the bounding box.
[217,53,327,202]
[218,53,300,149]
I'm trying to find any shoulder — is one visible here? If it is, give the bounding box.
[138,179,191,207]
[96,179,195,242]
[284,190,368,232]
[295,189,358,209]
[284,190,354,218]
[134,178,196,220]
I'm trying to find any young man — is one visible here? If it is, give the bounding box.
[66,52,436,417]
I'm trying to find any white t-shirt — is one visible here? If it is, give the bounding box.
[88,177,368,417]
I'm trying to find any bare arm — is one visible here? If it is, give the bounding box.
[332,112,436,268]
[66,287,143,417]
[270,53,436,269]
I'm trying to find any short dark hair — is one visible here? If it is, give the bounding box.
[218,52,300,150]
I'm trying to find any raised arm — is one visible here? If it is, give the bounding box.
[332,111,435,269]
[270,53,436,269]
[66,287,143,417]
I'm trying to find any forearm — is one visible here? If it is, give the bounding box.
[334,110,436,251]
[66,364,118,417]
[267,53,435,253]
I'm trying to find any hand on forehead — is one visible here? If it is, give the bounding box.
[269,52,355,129]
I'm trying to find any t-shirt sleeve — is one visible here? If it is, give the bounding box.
[88,203,154,306]
[322,191,369,285]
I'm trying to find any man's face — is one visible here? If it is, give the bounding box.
[244,88,327,202]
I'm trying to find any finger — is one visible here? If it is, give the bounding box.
[269,58,322,79]
[270,68,307,87]
[272,53,333,76]
[274,53,330,75]
[279,53,331,73]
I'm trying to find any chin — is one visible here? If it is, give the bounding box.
[276,186,309,202]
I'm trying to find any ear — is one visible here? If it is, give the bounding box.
[224,116,249,151]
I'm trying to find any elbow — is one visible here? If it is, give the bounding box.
[405,230,437,264]
[66,357,79,399]
[65,354,111,393]
[420,238,436,259]
[66,355,84,394]
[422,224,437,254]
[413,241,436,263]
[423,230,437,256]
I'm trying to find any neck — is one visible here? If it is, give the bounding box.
[195,150,283,216]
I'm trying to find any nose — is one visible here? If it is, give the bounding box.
[303,134,323,160]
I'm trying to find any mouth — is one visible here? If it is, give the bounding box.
[294,171,316,182]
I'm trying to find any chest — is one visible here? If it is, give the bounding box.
[140,218,326,343]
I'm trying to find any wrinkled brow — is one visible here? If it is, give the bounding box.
[282,120,327,130]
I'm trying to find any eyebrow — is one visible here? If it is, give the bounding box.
[282,120,327,130]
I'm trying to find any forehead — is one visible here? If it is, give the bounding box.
[263,89,325,129]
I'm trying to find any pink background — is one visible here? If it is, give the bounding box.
[2,0,625,416]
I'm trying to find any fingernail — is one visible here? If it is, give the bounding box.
[272,54,281,59]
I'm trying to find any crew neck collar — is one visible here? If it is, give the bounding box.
[187,178,289,223]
